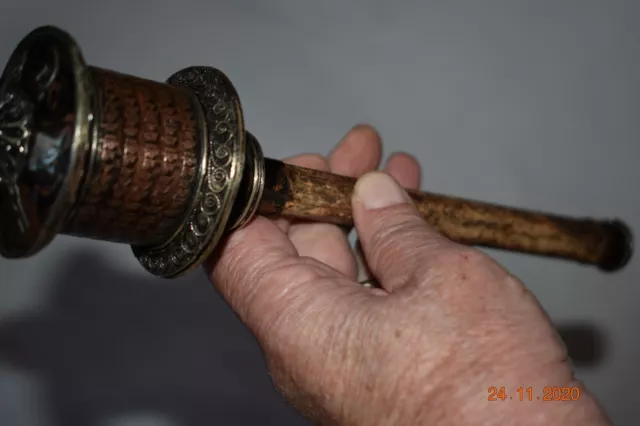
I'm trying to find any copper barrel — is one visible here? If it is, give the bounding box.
[63,68,203,246]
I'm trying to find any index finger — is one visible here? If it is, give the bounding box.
[205,216,297,323]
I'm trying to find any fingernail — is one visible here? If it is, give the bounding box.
[354,172,410,210]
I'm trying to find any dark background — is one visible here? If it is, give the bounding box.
[1,1,638,425]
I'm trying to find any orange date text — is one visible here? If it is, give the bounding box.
[487,386,581,401]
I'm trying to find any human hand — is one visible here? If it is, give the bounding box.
[206,125,610,425]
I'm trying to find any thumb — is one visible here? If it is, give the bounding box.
[352,172,454,292]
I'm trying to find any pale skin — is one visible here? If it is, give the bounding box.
[206,125,611,425]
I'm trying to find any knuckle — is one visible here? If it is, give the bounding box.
[436,246,492,269]
[435,248,494,282]
[426,245,509,295]
[367,214,435,272]
[370,217,417,249]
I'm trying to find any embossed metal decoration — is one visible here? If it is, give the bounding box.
[0,26,92,259]
[0,26,634,278]
[0,76,32,234]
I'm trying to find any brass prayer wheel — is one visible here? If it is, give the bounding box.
[0,26,633,278]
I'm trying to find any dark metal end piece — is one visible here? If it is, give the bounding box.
[597,220,633,272]
[0,26,93,258]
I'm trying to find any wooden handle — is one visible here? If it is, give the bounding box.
[258,159,632,271]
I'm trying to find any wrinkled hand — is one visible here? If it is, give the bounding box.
[206,125,610,425]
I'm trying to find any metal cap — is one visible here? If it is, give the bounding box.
[0,26,93,258]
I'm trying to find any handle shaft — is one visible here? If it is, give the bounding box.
[258,159,632,271]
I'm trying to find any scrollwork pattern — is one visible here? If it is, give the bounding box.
[133,67,244,277]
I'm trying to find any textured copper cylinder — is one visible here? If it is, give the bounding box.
[63,68,205,246]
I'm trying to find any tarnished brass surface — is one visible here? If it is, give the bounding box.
[0,25,633,278]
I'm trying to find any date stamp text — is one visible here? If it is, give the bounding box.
[488,386,581,401]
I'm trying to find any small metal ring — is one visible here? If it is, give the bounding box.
[228,131,265,230]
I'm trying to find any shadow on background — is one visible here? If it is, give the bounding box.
[0,250,308,426]
[0,250,608,426]
[557,323,608,368]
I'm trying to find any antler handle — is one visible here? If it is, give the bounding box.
[259,159,631,271]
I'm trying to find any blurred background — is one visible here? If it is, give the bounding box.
[0,1,638,425]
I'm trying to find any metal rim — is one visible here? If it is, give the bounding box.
[132,66,246,278]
